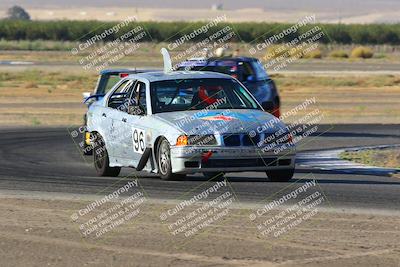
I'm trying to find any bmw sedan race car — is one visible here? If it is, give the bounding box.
[85,50,295,181]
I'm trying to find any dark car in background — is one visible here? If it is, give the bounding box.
[177,57,281,117]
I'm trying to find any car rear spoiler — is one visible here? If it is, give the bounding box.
[83,93,105,104]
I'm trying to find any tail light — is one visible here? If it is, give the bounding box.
[272,106,280,118]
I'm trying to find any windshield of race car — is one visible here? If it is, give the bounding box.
[150,78,261,113]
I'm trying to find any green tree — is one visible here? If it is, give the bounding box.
[6,5,31,20]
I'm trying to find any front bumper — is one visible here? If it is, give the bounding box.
[170,145,295,174]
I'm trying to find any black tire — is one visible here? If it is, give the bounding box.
[266,169,294,182]
[157,138,185,181]
[93,134,121,177]
[203,172,225,181]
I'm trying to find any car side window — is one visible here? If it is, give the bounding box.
[242,62,255,81]
[108,80,134,110]
[251,61,269,80]
[138,83,147,110]
[128,81,147,115]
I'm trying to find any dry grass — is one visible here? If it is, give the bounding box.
[0,70,399,126]
[273,73,400,124]
[0,44,399,65]
[329,50,349,58]
[303,48,322,59]
[351,46,374,58]
[0,70,96,126]
[340,148,400,169]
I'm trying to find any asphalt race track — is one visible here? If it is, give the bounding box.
[0,124,399,212]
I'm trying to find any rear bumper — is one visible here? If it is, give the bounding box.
[170,145,295,174]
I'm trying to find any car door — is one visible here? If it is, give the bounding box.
[250,60,277,110]
[240,61,258,93]
[115,80,149,167]
[104,79,135,159]
[241,60,275,107]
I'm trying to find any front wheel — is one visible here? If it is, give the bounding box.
[157,138,185,181]
[93,134,121,177]
[266,169,294,182]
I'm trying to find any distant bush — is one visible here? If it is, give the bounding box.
[351,46,374,58]
[304,48,322,59]
[265,45,289,59]
[287,45,304,58]
[329,50,349,58]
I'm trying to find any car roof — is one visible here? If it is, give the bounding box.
[208,56,257,62]
[177,57,257,67]
[128,70,233,82]
[99,68,159,75]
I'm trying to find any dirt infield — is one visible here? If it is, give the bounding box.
[0,195,399,267]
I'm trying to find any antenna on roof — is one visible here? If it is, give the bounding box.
[160,48,172,73]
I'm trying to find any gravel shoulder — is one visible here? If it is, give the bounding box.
[1,195,399,267]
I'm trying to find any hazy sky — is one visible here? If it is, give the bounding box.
[0,0,398,12]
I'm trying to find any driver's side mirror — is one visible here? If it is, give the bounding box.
[127,105,145,116]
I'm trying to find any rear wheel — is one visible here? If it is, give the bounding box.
[93,134,121,177]
[203,172,225,181]
[157,138,185,181]
[266,169,294,182]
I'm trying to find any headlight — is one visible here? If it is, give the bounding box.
[176,135,188,146]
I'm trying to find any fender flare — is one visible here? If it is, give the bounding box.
[136,147,152,171]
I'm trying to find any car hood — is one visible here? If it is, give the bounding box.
[153,109,286,135]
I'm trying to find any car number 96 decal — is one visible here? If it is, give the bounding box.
[132,127,146,154]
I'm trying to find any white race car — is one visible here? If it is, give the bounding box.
[84,49,296,181]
